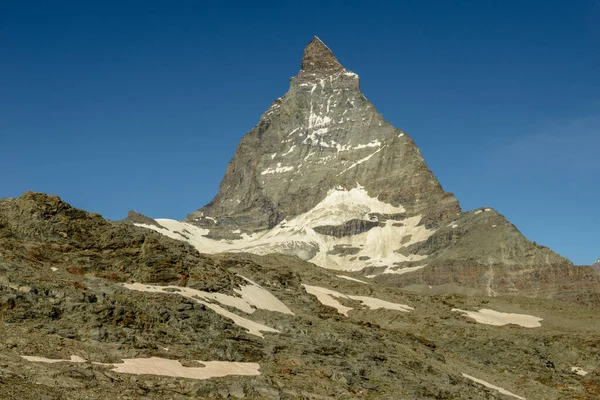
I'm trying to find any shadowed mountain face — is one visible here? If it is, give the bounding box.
[177,38,595,299]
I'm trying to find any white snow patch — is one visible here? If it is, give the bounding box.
[462,374,526,400]
[136,186,435,275]
[352,139,382,150]
[475,210,483,214]
[571,367,588,376]
[303,151,315,161]
[302,284,412,316]
[261,165,294,175]
[236,275,294,315]
[51,267,58,272]
[22,355,260,380]
[22,355,86,364]
[287,127,300,136]
[122,281,289,337]
[107,357,260,379]
[336,275,370,284]
[452,308,542,328]
[282,145,296,156]
[338,146,386,175]
[367,264,426,278]
[308,112,332,129]
[135,219,210,243]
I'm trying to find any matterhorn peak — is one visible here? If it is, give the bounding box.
[300,36,344,75]
[188,36,460,239]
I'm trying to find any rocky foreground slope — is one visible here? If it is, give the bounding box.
[1,192,599,399]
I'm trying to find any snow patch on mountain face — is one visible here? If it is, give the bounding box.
[571,367,588,376]
[336,275,370,284]
[22,355,86,364]
[121,281,287,337]
[452,308,542,328]
[366,264,426,278]
[261,164,295,175]
[135,186,435,275]
[108,358,261,380]
[302,284,413,316]
[22,356,261,380]
[338,146,386,175]
[461,374,526,400]
[122,280,292,316]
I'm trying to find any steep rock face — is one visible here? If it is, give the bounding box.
[187,37,459,232]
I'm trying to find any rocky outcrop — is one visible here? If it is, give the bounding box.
[314,219,383,238]
[0,192,241,292]
[122,210,165,229]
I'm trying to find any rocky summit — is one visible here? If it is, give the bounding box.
[1,37,599,399]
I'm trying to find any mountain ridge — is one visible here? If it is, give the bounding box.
[1,191,599,399]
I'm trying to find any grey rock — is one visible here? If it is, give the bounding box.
[313,219,382,238]
[122,210,165,229]
[187,37,460,233]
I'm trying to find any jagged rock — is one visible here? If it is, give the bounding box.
[122,210,165,229]
[313,219,383,238]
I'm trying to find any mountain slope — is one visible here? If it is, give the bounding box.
[1,192,600,399]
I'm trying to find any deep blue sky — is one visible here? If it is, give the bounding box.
[1,1,598,264]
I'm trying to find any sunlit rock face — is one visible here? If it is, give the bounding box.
[187,37,459,234]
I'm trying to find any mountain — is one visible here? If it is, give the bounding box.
[2,37,598,399]
[2,192,600,399]
[133,37,595,302]
[187,37,460,233]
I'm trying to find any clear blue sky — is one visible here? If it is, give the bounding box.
[1,1,598,264]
